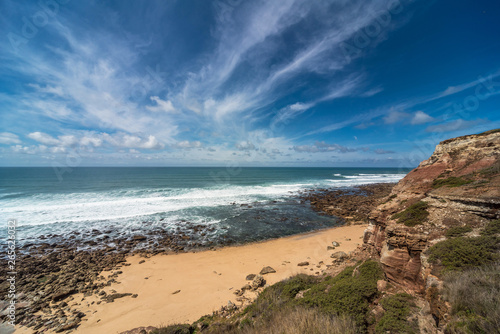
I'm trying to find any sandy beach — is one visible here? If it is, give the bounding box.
[15,223,367,333]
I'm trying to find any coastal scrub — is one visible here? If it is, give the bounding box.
[392,201,429,227]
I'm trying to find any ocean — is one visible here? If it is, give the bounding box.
[0,167,409,248]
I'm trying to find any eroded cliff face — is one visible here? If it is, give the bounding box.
[364,129,500,294]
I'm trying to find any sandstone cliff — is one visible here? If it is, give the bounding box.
[364,129,500,293]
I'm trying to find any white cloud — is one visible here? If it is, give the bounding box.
[103,133,164,150]
[173,141,202,149]
[235,141,257,151]
[411,111,434,125]
[293,141,356,153]
[0,132,21,145]
[28,132,60,145]
[425,119,485,133]
[374,148,395,154]
[147,96,177,113]
[383,110,410,124]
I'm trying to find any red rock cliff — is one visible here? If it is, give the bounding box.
[364,129,500,292]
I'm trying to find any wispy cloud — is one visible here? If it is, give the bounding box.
[425,119,486,133]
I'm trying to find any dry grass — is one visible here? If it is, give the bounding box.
[443,263,500,333]
[240,306,358,334]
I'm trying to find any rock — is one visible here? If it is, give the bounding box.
[259,266,276,275]
[138,260,145,264]
[332,241,340,247]
[330,251,348,260]
[377,280,387,292]
[172,290,181,295]
[105,293,132,302]
[327,246,335,250]
[132,235,147,241]
[245,274,256,280]
[241,284,252,291]
[52,289,76,302]
[251,275,266,289]
[297,261,309,266]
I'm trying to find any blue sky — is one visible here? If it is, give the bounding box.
[1,0,499,167]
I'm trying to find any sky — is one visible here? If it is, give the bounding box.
[1,0,499,167]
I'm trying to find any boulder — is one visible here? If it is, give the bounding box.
[251,275,266,289]
[297,261,309,266]
[330,251,348,261]
[259,266,276,275]
[245,274,256,280]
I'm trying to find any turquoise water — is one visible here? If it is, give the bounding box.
[0,167,409,245]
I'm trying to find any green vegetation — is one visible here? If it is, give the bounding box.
[443,263,500,333]
[375,293,418,334]
[150,324,194,334]
[481,219,500,236]
[432,176,472,189]
[479,160,500,178]
[382,194,397,204]
[445,226,472,238]
[197,273,358,333]
[392,201,429,227]
[300,260,384,329]
[477,128,500,136]
[243,274,318,320]
[428,236,499,272]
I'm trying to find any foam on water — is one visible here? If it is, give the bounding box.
[0,169,407,243]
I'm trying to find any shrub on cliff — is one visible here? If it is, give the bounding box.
[445,226,472,238]
[443,263,500,334]
[432,177,472,189]
[208,274,358,333]
[428,236,499,272]
[300,260,384,329]
[392,201,429,227]
[375,293,418,334]
[481,219,500,236]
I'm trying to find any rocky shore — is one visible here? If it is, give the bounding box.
[0,222,226,333]
[300,183,395,222]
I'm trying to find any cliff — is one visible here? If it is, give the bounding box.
[364,129,500,292]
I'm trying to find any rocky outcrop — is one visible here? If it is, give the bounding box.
[364,129,500,293]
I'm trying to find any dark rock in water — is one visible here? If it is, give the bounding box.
[246,274,256,280]
[259,266,276,275]
[297,261,309,266]
[133,235,147,241]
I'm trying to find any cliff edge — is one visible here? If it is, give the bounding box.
[363,129,500,329]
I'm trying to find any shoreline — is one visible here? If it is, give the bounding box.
[16,223,368,333]
[7,183,394,333]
